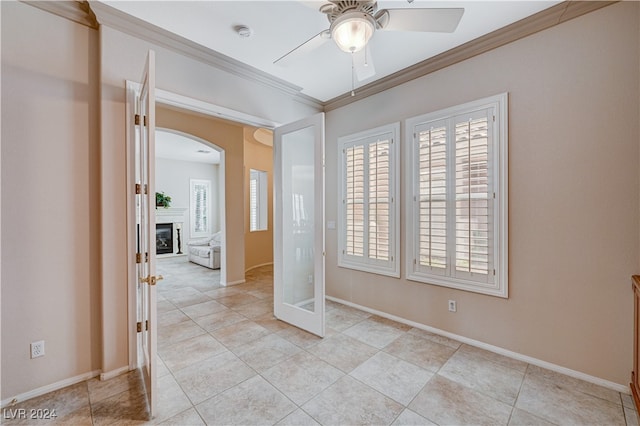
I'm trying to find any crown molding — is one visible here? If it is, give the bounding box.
[88,1,323,110]
[22,1,98,29]
[323,1,616,112]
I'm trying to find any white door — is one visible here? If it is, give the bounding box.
[274,113,325,337]
[135,50,159,416]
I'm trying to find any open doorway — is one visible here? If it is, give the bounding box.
[155,128,226,281]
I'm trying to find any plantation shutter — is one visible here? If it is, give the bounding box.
[368,140,390,261]
[249,173,258,231]
[340,123,399,277]
[415,121,448,274]
[453,110,493,282]
[345,145,365,257]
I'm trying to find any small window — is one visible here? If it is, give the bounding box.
[190,179,211,238]
[406,93,508,297]
[249,169,268,231]
[338,123,400,277]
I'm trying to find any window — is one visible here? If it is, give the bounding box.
[190,179,211,238]
[249,169,268,231]
[338,123,400,277]
[406,94,508,297]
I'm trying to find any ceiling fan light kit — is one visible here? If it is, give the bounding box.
[331,11,375,53]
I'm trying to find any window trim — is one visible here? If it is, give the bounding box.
[405,93,508,297]
[338,122,400,278]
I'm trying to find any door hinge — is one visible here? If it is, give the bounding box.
[135,183,141,194]
[143,115,148,127]
[136,321,142,333]
[493,269,496,276]
[135,114,140,126]
[145,252,149,263]
[145,320,149,331]
[144,184,148,194]
[136,253,142,264]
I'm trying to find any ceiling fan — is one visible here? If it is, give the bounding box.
[274,0,464,84]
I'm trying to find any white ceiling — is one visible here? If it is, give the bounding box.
[156,130,221,164]
[101,0,561,102]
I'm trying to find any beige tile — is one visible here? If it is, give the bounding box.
[159,333,227,372]
[203,286,244,299]
[458,344,528,373]
[91,387,149,426]
[153,374,194,424]
[50,406,93,425]
[307,333,378,373]
[262,351,344,405]
[216,293,262,308]
[302,375,404,426]
[195,375,296,425]
[508,408,555,426]
[180,299,227,319]
[157,320,206,349]
[210,320,271,348]
[276,409,321,426]
[623,393,637,410]
[438,348,525,405]
[407,327,462,350]
[233,333,302,372]
[343,316,409,349]
[157,299,177,314]
[515,367,626,425]
[159,407,205,425]
[392,409,436,426]
[277,325,325,348]
[232,299,274,319]
[158,309,191,327]
[88,370,144,404]
[173,351,256,405]
[626,407,639,426]
[156,357,171,378]
[525,364,622,405]
[326,307,368,331]
[253,313,296,333]
[192,309,246,332]
[246,288,274,300]
[351,351,434,405]
[4,382,90,424]
[409,375,512,426]
[383,333,456,372]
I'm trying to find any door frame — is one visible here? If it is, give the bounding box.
[125,83,278,369]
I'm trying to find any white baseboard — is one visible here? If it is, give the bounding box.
[221,279,245,287]
[100,365,130,381]
[1,369,101,408]
[244,262,274,273]
[326,295,630,395]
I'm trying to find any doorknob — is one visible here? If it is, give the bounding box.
[140,275,164,285]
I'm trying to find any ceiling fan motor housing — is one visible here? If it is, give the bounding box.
[321,0,378,22]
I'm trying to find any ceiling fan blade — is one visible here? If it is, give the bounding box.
[353,46,376,81]
[274,30,330,67]
[380,8,464,33]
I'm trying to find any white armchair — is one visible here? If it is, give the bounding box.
[187,232,221,269]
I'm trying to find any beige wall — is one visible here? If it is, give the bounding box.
[325,2,639,386]
[244,129,274,271]
[157,106,246,282]
[1,2,101,398]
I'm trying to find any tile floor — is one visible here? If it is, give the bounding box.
[3,256,637,425]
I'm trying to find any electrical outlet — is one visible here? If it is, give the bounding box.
[448,300,457,312]
[31,340,45,359]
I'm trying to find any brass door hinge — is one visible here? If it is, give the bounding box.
[135,183,141,194]
[136,320,149,333]
[135,114,140,126]
[136,253,142,264]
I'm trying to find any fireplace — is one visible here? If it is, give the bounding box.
[156,223,174,255]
